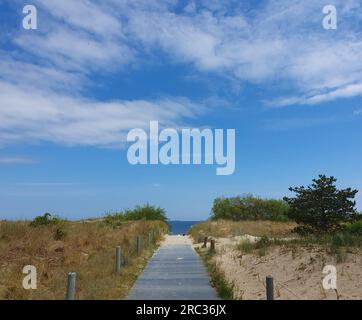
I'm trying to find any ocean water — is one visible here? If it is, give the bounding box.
[169,221,202,235]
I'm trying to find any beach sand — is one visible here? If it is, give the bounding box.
[195,236,362,300]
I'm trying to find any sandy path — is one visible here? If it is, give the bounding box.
[162,234,194,246]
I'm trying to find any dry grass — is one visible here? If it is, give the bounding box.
[189,219,296,241]
[0,219,167,300]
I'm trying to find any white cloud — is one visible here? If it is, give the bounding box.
[268,83,362,107]
[0,80,201,147]
[122,0,362,104]
[0,156,35,164]
[306,83,362,105]
[15,182,82,187]
[2,0,362,149]
[35,0,123,37]
[0,54,84,93]
[13,0,362,90]
[14,25,133,73]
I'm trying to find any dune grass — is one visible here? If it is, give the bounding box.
[195,248,234,300]
[236,232,362,261]
[0,219,167,300]
[189,219,296,241]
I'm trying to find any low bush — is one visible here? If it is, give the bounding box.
[30,213,65,227]
[104,212,125,227]
[124,204,168,224]
[255,236,270,249]
[345,219,362,235]
[105,204,169,228]
[53,227,67,240]
[238,236,272,254]
[211,195,289,221]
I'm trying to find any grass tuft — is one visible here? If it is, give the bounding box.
[196,249,234,300]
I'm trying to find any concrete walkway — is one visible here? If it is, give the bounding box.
[128,235,218,300]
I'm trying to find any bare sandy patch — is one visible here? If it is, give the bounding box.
[196,236,362,300]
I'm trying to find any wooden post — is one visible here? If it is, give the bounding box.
[202,237,208,248]
[266,275,274,300]
[65,272,76,300]
[210,239,215,253]
[136,236,141,255]
[116,246,121,273]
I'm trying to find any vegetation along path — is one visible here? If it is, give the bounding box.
[128,235,218,300]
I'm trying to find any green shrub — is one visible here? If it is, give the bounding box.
[30,213,65,227]
[346,219,362,235]
[105,204,169,227]
[104,212,125,227]
[211,195,289,221]
[255,236,270,249]
[124,204,168,224]
[54,227,66,240]
[238,236,272,254]
[331,233,344,248]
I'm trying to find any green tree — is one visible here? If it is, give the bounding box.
[284,175,358,233]
[211,195,289,221]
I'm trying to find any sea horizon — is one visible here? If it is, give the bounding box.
[169,220,204,234]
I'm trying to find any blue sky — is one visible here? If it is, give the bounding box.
[1,0,362,220]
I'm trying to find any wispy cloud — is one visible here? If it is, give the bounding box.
[0,156,35,164]
[15,182,82,187]
[267,83,362,107]
[262,116,339,131]
[0,80,202,147]
[1,0,362,148]
[152,183,162,188]
[121,0,362,103]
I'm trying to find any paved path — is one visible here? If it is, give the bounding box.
[128,235,218,300]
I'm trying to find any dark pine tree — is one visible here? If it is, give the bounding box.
[284,175,358,233]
